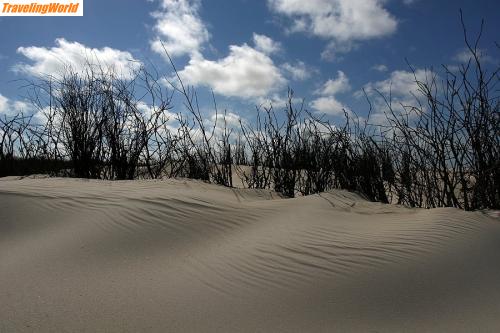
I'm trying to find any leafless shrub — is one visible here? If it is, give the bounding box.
[1,15,497,210]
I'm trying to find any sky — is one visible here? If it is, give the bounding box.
[0,0,498,124]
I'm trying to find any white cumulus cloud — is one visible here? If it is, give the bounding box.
[16,38,141,79]
[281,61,312,81]
[150,0,210,59]
[253,33,282,55]
[314,70,350,95]
[0,94,8,114]
[310,71,351,116]
[453,48,494,64]
[0,94,32,116]
[362,69,428,97]
[357,68,434,124]
[176,43,286,99]
[268,0,397,59]
[150,1,288,101]
[310,96,347,116]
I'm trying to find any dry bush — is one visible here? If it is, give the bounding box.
[1,15,497,210]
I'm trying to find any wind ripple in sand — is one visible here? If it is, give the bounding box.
[1,178,500,332]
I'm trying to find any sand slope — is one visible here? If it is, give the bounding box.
[1,177,500,332]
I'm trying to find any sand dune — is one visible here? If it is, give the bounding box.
[1,177,500,332]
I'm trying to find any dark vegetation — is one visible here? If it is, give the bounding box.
[1,17,498,210]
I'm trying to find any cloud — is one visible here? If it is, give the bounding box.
[136,101,176,120]
[310,71,350,116]
[362,69,428,97]
[314,70,350,95]
[210,111,242,126]
[256,93,305,109]
[0,94,8,114]
[357,69,434,124]
[320,40,357,61]
[371,64,388,72]
[16,38,141,79]
[150,0,210,59]
[281,61,312,81]
[150,2,286,101]
[453,48,494,64]
[175,110,246,144]
[176,43,286,99]
[0,94,32,116]
[253,33,281,55]
[310,96,347,116]
[268,0,397,57]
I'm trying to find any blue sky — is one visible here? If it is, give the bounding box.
[0,0,498,123]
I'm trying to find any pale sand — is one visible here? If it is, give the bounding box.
[1,177,499,332]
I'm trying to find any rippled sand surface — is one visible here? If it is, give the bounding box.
[1,177,500,332]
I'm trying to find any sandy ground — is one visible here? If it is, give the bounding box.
[1,177,500,332]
